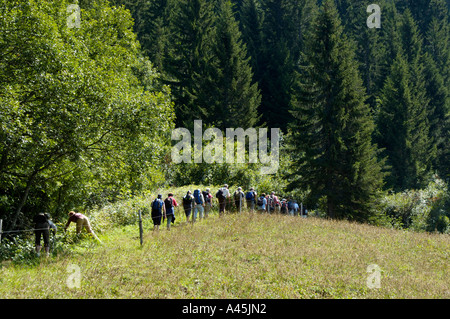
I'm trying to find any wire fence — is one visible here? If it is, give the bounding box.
[0,227,53,235]
[0,195,305,249]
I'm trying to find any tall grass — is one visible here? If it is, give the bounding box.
[1,206,448,299]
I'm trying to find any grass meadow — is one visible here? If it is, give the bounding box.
[0,204,448,299]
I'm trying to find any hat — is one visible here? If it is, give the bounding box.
[157,194,162,199]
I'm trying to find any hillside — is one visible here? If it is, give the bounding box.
[1,210,448,299]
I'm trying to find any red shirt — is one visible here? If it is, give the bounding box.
[167,196,178,206]
[65,213,84,228]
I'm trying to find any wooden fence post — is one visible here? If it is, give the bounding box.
[0,219,3,243]
[138,210,143,246]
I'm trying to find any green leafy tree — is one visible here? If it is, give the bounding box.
[0,0,175,229]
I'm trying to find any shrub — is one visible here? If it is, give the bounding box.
[379,177,449,232]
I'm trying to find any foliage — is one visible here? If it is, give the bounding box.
[288,0,385,221]
[0,0,449,232]
[0,0,175,230]
[379,177,450,233]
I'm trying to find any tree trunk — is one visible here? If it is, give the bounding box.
[9,172,36,231]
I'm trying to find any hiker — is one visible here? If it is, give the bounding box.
[245,187,257,212]
[287,198,297,216]
[256,193,267,213]
[192,189,205,222]
[49,218,57,235]
[182,191,194,223]
[151,195,165,232]
[164,193,178,230]
[216,184,230,216]
[266,192,280,214]
[33,212,51,257]
[280,199,288,214]
[64,211,102,243]
[202,188,213,218]
[233,187,245,212]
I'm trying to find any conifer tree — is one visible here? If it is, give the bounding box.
[238,0,264,87]
[423,52,449,180]
[288,0,384,221]
[424,1,450,180]
[212,0,261,129]
[257,0,304,131]
[376,52,432,190]
[337,0,387,110]
[110,0,173,71]
[163,0,218,128]
[425,0,450,85]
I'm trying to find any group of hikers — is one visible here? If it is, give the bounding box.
[150,184,307,231]
[32,210,102,257]
[31,184,306,256]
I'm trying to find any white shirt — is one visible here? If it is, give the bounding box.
[221,187,230,198]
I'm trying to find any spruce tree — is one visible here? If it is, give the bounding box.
[288,0,384,221]
[423,52,449,179]
[401,10,438,184]
[378,2,403,84]
[109,0,173,71]
[163,0,218,128]
[425,0,450,85]
[337,0,387,110]
[376,52,432,190]
[257,0,304,131]
[238,0,264,87]
[212,0,261,129]
[424,1,450,180]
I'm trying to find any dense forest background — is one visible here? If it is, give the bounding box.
[1,0,449,232]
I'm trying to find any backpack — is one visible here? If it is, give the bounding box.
[288,201,295,210]
[183,195,193,207]
[193,190,203,204]
[216,188,225,201]
[267,196,275,207]
[257,196,264,206]
[234,191,242,201]
[246,191,255,201]
[34,213,48,225]
[152,199,162,212]
[164,197,174,211]
[202,191,211,203]
[281,201,288,213]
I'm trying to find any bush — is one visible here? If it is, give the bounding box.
[379,177,449,232]
[0,236,36,265]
